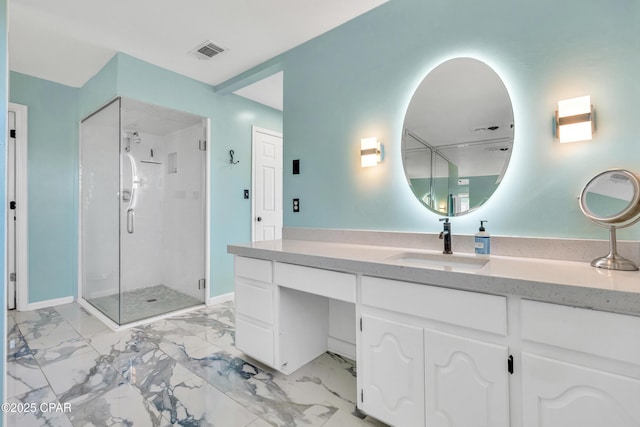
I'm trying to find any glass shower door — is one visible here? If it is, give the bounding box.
[81,97,206,326]
[80,98,122,324]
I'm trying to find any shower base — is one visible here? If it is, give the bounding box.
[86,284,203,325]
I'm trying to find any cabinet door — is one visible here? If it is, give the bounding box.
[424,329,510,427]
[522,353,640,427]
[360,314,425,427]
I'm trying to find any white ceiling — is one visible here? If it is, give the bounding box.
[233,71,284,111]
[8,0,388,110]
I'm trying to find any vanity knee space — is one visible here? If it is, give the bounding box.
[234,256,357,375]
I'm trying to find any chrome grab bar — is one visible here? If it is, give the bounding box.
[127,208,135,234]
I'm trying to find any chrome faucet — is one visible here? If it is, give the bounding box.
[439,218,452,254]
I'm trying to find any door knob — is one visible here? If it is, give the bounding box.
[257,217,262,222]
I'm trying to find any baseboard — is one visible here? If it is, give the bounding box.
[26,296,75,311]
[208,292,234,306]
[328,336,356,360]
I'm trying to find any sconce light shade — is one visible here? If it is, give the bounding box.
[361,137,382,167]
[556,95,594,143]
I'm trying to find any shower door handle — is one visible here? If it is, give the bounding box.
[127,208,135,234]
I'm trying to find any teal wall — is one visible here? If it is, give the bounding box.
[281,0,640,239]
[9,73,79,302]
[112,54,282,297]
[9,53,282,303]
[0,0,6,409]
[7,0,640,308]
[78,54,118,118]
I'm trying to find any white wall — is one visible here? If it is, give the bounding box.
[119,124,206,300]
[161,123,207,300]
[120,131,165,291]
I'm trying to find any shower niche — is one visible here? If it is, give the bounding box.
[80,97,207,326]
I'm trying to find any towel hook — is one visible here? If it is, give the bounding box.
[229,149,239,165]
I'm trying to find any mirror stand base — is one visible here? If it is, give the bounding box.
[591,253,638,271]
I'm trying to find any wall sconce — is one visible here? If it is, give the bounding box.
[556,95,594,143]
[361,137,382,167]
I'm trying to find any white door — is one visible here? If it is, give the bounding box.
[424,329,510,427]
[522,353,640,427]
[7,110,16,309]
[6,103,28,311]
[252,126,283,242]
[359,314,425,427]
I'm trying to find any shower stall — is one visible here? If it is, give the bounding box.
[80,97,207,326]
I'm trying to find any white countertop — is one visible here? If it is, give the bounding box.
[227,239,640,316]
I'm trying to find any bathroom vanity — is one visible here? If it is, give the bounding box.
[228,237,640,427]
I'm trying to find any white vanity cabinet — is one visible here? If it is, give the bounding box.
[234,256,278,367]
[233,249,640,427]
[520,300,640,427]
[358,276,510,427]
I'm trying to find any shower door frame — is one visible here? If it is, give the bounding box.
[77,96,211,329]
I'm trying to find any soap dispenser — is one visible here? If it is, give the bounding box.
[475,220,490,256]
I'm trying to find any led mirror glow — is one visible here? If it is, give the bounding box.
[361,137,381,167]
[557,95,593,143]
[401,57,514,216]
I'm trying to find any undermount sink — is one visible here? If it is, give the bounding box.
[386,252,489,271]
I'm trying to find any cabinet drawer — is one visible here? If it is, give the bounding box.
[235,280,275,324]
[235,256,272,283]
[521,299,640,365]
[235,318,275,366]
[361,276,507,335]
[274,262,356,303]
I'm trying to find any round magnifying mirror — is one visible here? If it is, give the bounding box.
[579,169,640,270]
[401,58,514,216]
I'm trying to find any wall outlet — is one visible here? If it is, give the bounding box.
[293,198,300,212]
[244,189,249,199]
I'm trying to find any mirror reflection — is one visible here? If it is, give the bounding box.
[582,171,637,221]
[402,58,514,216]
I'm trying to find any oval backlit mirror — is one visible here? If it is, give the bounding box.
[401,58,514,216]
[579,169,640,270]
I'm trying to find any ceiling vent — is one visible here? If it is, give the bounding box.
[190,40,226,60]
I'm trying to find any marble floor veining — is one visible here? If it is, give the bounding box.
[6,300,388,426]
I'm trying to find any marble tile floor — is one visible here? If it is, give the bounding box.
[6,301,388,426]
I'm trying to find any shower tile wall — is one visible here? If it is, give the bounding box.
[121,123,205,302]
[120,131,165,292]
[162,123,206,301]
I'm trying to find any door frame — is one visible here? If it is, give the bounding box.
[251,126,283,242]
[7,102,29,311]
